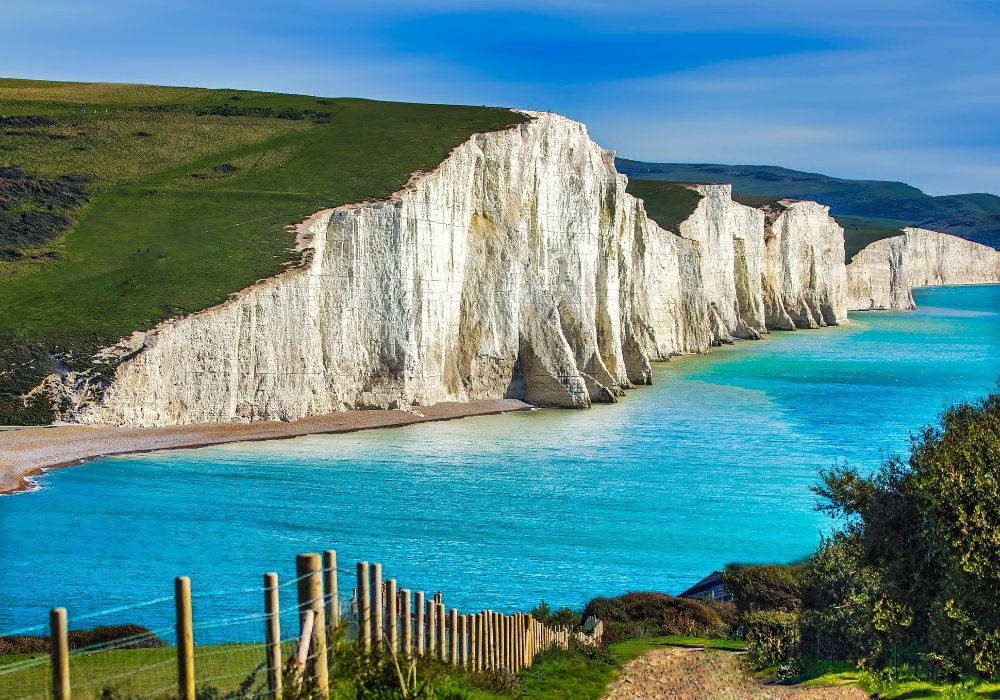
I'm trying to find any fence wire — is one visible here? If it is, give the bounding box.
[0,561,591,699]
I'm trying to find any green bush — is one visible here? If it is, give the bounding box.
[581,591,726,643]
[742,610,799,671]
[722,562,804,614]
[811,386,1000,677]
[798,535,883,663]
[530,601,580,628]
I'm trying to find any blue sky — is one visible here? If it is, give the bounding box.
[2,0,998,194]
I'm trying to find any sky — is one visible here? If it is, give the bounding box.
[2,0,999,195]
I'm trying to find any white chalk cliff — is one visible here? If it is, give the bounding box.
[48,112,995,427]
[847,228,1000,310]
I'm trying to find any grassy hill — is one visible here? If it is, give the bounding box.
[0,78,527,424]
[617,158,1000,257]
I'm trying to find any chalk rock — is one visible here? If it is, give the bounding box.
[64,113,851,427]
[764,202,848,329]
[847,228,1000,310]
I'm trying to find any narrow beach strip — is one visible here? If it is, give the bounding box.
[0,399,532,495]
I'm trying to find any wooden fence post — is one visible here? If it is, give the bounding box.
[490,611,497,670]
[427,598,437,656]
[323,550,339,630]
[512,613,519,671]
[481,612,488,670]
[517,613,531,668]
[492,612,500,670]
[449,609,458,666]
[469,615,479,671]
[458,614,467,668]
[506,615,513,670]
[401,589,412,657]
[513,613,521,671]
[478,613,486,670]
[50,607,70,700]
[415,591,425,656]
[386,579,398,653]
[511,615,518,669]
[357,562,371,653]
[371,563,383,648]
[263,573,282,700]
[497,614,505,670]
[437,603,447,662]
[296,554,328,695]
[175,577,195,700]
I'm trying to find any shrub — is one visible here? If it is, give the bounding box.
[581,591,726,643]
[0,165,88,248]
[798,535,883,664]
[0,624,165,655]
[742,610,799,671]
[722,562,804,614]
[530,601,580,628]
[700,597,739,630]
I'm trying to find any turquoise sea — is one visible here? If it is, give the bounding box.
[1,285,998,638]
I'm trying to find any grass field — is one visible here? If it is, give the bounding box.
[0,635,746,699]
[0,78,527,423]
[0,644,273,698]
[624,178,704,233]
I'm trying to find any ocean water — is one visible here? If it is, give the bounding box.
[1,285,998,638]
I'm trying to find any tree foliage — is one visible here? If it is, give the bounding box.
[809,386,1000,676]
[721,562,805,614]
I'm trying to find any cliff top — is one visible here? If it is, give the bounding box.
[623,179,704,233]
[0,77,528,423]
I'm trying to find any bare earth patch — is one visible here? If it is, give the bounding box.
[603,648,867,700]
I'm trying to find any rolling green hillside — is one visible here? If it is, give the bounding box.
[617,158,1000,256]
[0,78,527,424]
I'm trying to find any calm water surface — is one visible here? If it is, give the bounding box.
[1,285,998,637]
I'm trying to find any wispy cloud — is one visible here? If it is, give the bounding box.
[0,0,997,193]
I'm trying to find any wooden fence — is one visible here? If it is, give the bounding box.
[43,549,602,700]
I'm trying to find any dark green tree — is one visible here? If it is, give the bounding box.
[812,386,1000,675]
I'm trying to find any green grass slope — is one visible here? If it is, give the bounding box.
[0,78,527,424]
[624,179,703,232]
[617,158,1000,255]
[836,215,908,262]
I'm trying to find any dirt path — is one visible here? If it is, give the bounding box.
[602,648,868,700]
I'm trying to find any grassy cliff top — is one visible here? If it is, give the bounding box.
[625,179,704,233]
[0,78,528,423]
[836,215,907,262]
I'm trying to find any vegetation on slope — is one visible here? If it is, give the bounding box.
[582,590,733,643]
[624,178,703,232]
[0,78,528,424]
[835,215,908,262]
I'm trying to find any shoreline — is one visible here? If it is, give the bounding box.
[0,399,533,496]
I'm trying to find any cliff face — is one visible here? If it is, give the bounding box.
[764,202,848,330]
[847,228,1000,310]
[62,113,850,427]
